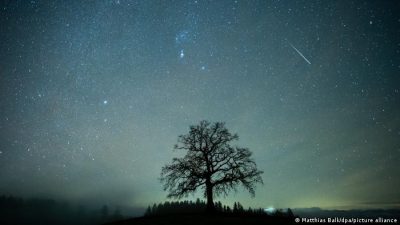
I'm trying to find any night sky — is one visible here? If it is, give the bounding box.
[0,0,399,211]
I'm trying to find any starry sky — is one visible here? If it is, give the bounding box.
[0,0,399,211]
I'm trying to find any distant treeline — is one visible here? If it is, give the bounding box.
[295,207,400,219]
[0,195,123,225]
[145,199,295,218]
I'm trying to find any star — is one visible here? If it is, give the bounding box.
[175,30,189,44]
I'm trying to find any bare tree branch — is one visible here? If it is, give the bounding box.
[160,121,264,211]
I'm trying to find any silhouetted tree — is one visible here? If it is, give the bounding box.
[145,206,152,216]
[161,121,264,212]
[215,201,223,212]
[287,208,295,217]
[237,202,244,213]
[151,203,157,215]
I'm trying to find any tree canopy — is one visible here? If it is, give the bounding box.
[161,121,263,211]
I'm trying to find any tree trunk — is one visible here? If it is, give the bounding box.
[205,179,215,213]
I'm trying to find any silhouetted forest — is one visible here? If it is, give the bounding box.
[0,195,124,225]
[144,199,295,218]
[105,200,296,225]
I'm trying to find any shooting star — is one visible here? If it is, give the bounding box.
[288,42,311,65]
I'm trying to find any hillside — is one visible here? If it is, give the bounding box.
[104,213,296,225]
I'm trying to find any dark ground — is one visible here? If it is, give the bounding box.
[104,213,296,225]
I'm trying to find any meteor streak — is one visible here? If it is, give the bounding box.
[288,42,311,65]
